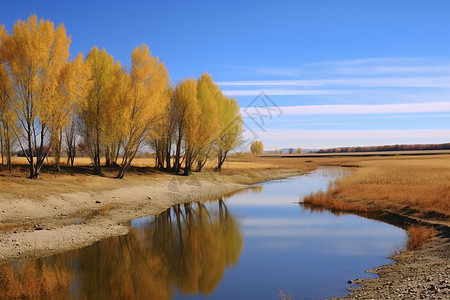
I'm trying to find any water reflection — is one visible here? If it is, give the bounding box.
[1,200,242,300]
[1,167,406,300]
[0,259,72,299]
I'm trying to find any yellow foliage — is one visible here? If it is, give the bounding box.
[176,78,199,154]
[117,44,170,177]
[250,140,263,155]
[0,16,243,178]
[1,15,73,177]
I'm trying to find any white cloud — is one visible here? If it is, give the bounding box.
[217,57,450,78]
[223,89,346,96]
[218,76,450,88]
[241,102,450,116]
[306,57,450,75]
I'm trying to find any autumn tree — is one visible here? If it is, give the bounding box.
[149,86,175,170]
[174,78,199,175]
[1,16,71,178]
[116,44,170,179]
[178,74,223,175]
[81,46,115,174]
[153,74,241,174]
[1,16,244,178]
[296,147,301,154]
[0,35,16,172]
[194,73,220,172]
[166,83,191,173]
[104,62,129,168]
[216,95,242,170]
[49,53,91,171]
[250,140,263,155]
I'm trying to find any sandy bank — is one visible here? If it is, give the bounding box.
[0,169,303,264]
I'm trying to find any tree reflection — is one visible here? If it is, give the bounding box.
[8,199,243,299]
[0,258,72,299]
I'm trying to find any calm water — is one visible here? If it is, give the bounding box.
[2,167,406,299]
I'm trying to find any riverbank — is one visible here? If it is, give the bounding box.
[1,155,449,299]
[345,233,450,299]
[0,167,307,264]
[298,155,450,300]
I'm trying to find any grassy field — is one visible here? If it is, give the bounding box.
[302,154,450,223]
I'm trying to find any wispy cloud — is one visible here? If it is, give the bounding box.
[305,57,450,75]
[241,102,450,116]
[223,89,347,96]
[219,76,450,88]
[217,57,450,78]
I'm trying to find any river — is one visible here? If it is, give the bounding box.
[1,167,406,299]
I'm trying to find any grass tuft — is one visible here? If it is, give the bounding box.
[406,225,435,251]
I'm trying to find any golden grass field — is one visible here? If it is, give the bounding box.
[301,153,450,248]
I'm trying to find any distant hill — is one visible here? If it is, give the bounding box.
[316,143,450,154]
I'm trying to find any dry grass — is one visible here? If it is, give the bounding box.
[0,261,72,299]
[301,155,450,221]
[213,155,316,171]
[332,156,450,217]
[10,156,157,168]
[302,190,371,215]
[406,225,435,250]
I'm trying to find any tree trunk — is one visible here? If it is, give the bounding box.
[27,123,35,179]
[217,149,228,171]
[54,148,61,172]
[174,125,183,173]
[0,130,4,166]
[165,139,172,170]
[196,145,212,172]
[183,151,192,176]
[94,126,101,175]
[117,145,139,179]
[5,128,11,172]
[105,146,110,167]
[54,129,63,172]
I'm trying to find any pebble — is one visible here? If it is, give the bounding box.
[346,235,450,299]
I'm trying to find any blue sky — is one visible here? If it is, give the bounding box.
[2,0,450,150]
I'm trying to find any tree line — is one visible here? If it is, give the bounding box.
[316,143,450,154]
[0,16,242,178]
